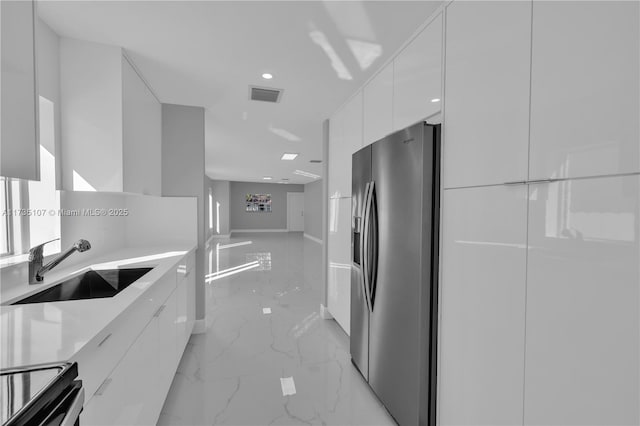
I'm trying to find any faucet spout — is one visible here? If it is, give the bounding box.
[28,239,91,284]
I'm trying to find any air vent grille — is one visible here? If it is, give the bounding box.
[249,86,283,103]
[309,160,322,163]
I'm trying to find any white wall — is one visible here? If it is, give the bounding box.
[303,179,322,241]
[161,104,206,321]
[125,194,197,248]
[209,179,230,237]
[229,181,304,231]
[59,38,123,192]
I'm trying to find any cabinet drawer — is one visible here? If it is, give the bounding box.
[71,270,176,399]
[72,304,149,400]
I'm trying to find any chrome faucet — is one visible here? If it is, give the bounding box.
[28,239,91,284]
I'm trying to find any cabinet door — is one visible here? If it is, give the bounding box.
[443,1,531,188]
[149,291,178,423]
[176,275,188,355]
[186,265,196,335]
[81,317,158,426]
[439,185,527,425]
[122,56,162,195]
[393,13,442,131]
[524,176,639,425]
[327,197,352,335]
[328,108,345,199]
[363,63,393,146]
[1,0,39,180]
[529,2,639,180]
[328,93,363,199]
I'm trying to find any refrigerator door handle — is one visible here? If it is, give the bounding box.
[362,181,374,312]
[368,182,378,311]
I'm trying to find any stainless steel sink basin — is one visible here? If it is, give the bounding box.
[12,268,153,304]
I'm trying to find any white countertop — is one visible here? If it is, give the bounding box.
[0,245,195,370]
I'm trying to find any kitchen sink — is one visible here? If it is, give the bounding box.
[12,268,153,304]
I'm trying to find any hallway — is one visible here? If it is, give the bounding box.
[158,233,394,425]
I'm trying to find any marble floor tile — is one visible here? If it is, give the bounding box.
[158,233,395,426]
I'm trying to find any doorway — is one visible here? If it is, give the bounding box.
[287,192,304,232]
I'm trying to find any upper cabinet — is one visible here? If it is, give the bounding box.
[60,38,161,194]
[393,13,442,131]
[328,92,363,199]
[122,57,162,196]
[363,63,393,146]
[529,2,639,180]
[1,0,39,181]
[443,1,531,189]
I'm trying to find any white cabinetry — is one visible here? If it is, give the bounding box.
[0,0,39,180]
[327,197,352,335]
[176,251,196,355]
[122,56,162,195]
[393,13,442,131]
[79,251,195,425]
[529,1,639,180]
[363,63,393,146]
[60,38,161,193]
[443,1,531,188]
[328,92,363,199]
[81,314,158,426]
[439,185,527,426]
[524,176,639,425]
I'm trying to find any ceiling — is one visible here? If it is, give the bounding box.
[39,1,442,185]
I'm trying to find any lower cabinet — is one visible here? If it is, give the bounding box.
[81,312,158,426]
[439,185,528,426]
[80,251,195,425]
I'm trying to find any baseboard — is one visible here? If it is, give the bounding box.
[192,315,214,334]
[303,233,323,244]
[320,303,333,320]
[230,229,288,234]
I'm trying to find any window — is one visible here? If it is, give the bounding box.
[1,178,12,256]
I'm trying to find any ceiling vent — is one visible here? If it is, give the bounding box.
[309,160,322,163]
[249,86,283,103]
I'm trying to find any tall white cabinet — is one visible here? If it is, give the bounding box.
[524,176,639,425]
[327,93,363,334]
[439,1,640,425]
[393,13,442,131]
[439,185,527,425]
[529,1,640,181]
[443,1,531,189]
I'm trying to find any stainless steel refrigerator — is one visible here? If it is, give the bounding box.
[350,122,440,426]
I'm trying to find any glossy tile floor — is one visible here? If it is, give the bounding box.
[158,233,394,426]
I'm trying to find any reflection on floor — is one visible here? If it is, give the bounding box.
[158,232,394,425]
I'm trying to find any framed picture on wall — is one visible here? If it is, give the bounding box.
[246,193,272,212]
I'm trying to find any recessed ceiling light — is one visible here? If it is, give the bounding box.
[431,98,441,103]
[263,176,273,180]
[262,73,273,80]
[281,153,298,161]
[293,169,321,179]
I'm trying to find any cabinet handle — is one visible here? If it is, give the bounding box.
[94,378,112,396]
[153,304,166,317]
[97,333,112,347]
[503,180,527,186]
[527,178,555,185]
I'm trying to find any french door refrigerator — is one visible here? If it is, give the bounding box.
[350,122,440,426]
